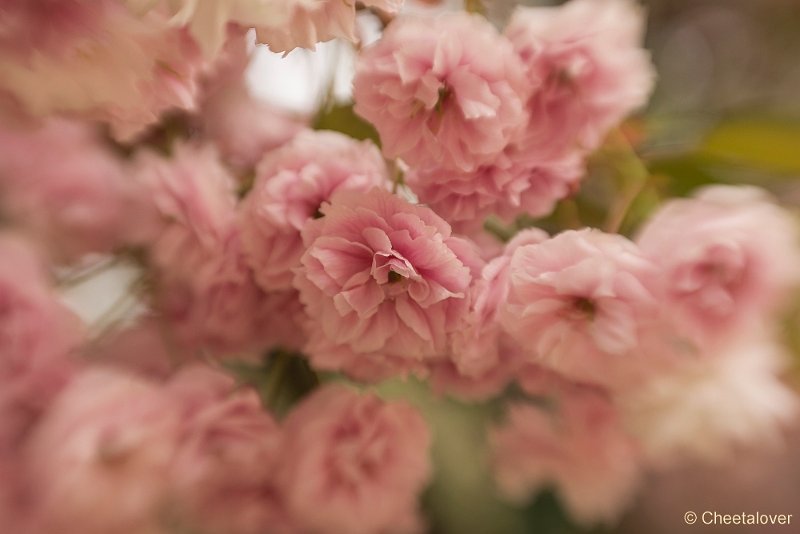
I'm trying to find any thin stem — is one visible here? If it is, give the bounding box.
[603,129,652,234]
[58,256,120,288]
[263,351,292,407]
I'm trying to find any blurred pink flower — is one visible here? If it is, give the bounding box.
[434,229,548,400]
[240,131,389,291]
[636,185,800,349]
[500,229,663,390]
[407,149,583,231]
[621,340,799,468]
[165,366,292,534]
[276,384,431,534]
[0,234,82,451]
[294,188,473,381]
[26,368,179,534]
[257,0,403,53]
[506,0,655,158]
[0,119,153,261]
[353,12,529,172]
[491,385,641,525]
[0,1,203,140]
[135,144,281,356]
[126,0,295,57]
[200,82,307,171]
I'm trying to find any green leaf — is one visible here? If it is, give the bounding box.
[313,103,381,146]
[701,117,800,175]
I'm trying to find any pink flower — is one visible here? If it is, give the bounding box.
[276,384,431,534]
[490,385,641,525]
[89,320,179,379]
[433,229,548,400]
[165,366,291,534]
[134,143,238,253]
[0,234,82,451]
[0,119,153,261]
[499,229,663,390]
[200,82,307,171]
[25,368,179,534]
[353,12,529,172]
[127,0,295,57]
[294,188,473,381]
[505,0,655,158]
[621,340,799,467]
[636,185,800,349]
[0,1,203,140]
[257,0,403,53]
[135,144,284,356]
[241,131,389,291]
[407,149,583,231]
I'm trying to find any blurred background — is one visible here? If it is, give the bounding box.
[60,1,800,532]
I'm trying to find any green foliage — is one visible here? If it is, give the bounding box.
[224,349,320,418]
[313,103,381,146]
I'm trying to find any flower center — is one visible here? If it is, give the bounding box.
[572,297,596,319]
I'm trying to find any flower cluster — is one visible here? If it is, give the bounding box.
[0,0,798,532]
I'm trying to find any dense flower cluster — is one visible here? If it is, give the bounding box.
[1,0,798,532]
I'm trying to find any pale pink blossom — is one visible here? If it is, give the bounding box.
[127,0,295,57]
[200,83,307,171]
[133,143,238,254]
[0,119,153,260]
[257,0,403,53]
[241,131,389,291]
[636,185,800,349]
[165,366,292,534]
[294,188,473,381]
[25,368,179,534]
[499,229,664,390]
[0,234,82,451]
[491,385,641,525]
[353,12,529,172]
[135,144,280,356]
[621,341,799,468]
[505,0,655,158]
[276,384,431,534]
[434,229,548,400]
[0,1,203,140]
[407,149,583,231]
[89,320,179,379]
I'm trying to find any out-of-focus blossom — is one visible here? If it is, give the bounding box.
[408,149,583,231]
[621,341,799,468]
[294,188,473,381]
[0,237,78,531]
[491,384,641,525]
[0,234,82,451]
[276,384,431,534]
[353,12,529,173]
[434,229,548,400]
[636,185,800,349]
[499,229,663,390]
[126,0,295,57]
[0,1,203,140]
[134,144,275,356]
[89,320,178,379]
[257,0,403,53]
[200,82,307,171]
[0,119,153,261]
[240,131,389,291]
[505,0,655,159]
[165,366,291,534]
[133,143,238,252]
[25,368,178,534]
